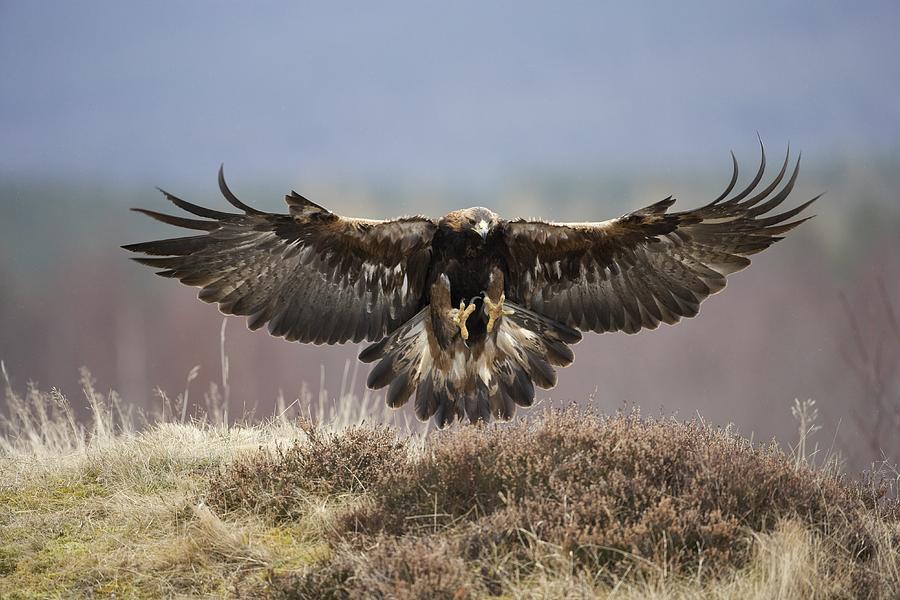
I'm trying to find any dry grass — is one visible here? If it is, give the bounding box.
[1,368,898,599]
[0,367,397,598]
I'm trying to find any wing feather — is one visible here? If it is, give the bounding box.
[501,144,817,334]
[124,169,437,344]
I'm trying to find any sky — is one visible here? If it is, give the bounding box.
[2,2,899,186]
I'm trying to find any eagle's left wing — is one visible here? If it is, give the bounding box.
[124,168,437,344]
[501,146,819,334]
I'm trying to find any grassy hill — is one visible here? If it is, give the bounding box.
[1,374,898,599]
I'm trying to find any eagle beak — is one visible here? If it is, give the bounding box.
[473,220,490,240]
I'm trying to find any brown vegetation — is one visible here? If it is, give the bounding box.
[208,409,900,599]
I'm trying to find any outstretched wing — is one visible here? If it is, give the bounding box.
[501,144,819,334]
[123,167,437,344]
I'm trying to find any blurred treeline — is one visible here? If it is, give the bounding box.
[1,156,898,471]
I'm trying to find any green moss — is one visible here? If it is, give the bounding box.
[263,525,332,570]
[0,474,336,598]
[0,480,108,513]
[0,545,20,576]
[1,529,100,598]
[1,480,155,597]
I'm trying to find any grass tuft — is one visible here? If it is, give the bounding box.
[207,421,407,523]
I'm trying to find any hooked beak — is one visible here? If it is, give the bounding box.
[473,219,490,240]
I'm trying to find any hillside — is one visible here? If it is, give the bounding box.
[0,376,898,599]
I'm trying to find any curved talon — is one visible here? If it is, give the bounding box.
[483,292,514,333]
[450,300,477,340]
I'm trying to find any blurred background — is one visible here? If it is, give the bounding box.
[1,2,898,471]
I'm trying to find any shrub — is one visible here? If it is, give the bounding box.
[206,421,405,522]
[208,409,900,598]
[272,535,489,600]
[345,410,890,575]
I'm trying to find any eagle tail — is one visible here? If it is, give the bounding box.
[359,298,581,428]
[487,299,582,404]
[358,307,429,410]
[358,306,469,428]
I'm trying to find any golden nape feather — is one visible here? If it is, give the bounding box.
[125,141,817,427]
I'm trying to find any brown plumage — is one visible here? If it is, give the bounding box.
[125,142,818,427]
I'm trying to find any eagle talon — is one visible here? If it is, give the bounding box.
[450,300,477,340]
[483,292,514,333]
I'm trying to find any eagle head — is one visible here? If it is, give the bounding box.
[442,206,501,241]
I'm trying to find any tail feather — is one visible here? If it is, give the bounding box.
[491,300,581,395]
[464,380,492,424]
[525,348,557,389]
[358,295,580,428]
[487,393,509,421]
[385,370,415,409]
[357,337,389,363]
[362,307,429,391]
[432,383,459,428]
[414,376,437,421]
[366,354,396,389]
[489,379,518,420]
[499,364,535,408]
[544,337,575,366]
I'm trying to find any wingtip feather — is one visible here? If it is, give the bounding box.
[218,164,265,215]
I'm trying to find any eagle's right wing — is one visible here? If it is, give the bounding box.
[502,144,819,334]
[124,168,437,344]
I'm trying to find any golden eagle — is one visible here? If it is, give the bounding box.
[125,144,817,426]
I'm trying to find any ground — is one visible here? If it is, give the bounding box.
[0,375,898,599]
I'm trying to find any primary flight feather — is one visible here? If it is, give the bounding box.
[124,142,818,427]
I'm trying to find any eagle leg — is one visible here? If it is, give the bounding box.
[483,292,514,333]
[449,300,477,340]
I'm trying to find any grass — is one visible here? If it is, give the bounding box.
[0,367,374,598]
[1,368,898,599]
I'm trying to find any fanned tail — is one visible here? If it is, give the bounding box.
[477,299,581,421]
[359,272,581,428]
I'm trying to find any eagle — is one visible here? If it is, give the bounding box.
[124,143,817,427]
